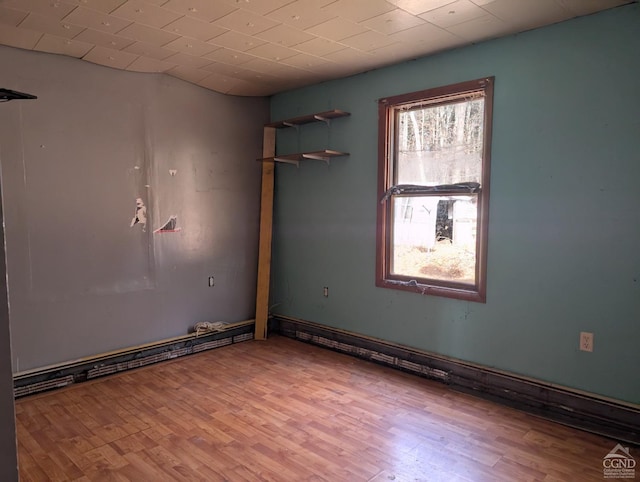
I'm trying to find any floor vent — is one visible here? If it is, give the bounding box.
[14,375,74,398]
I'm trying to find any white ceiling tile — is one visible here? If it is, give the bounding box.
[207,64,266,81]
[161,0,238,22]
[339,29,398,51]
[367,42,415,63]
[62,7,132,34]
[126,55,175,71]
[226,80,277,96]
[360,8,426,35]
[167,64,211,83]
[212,8,280,35]
[260,70,297,82]
[305,60,361,77]
[388,0,457,15]
[280,69,328,84]
[388,20,456,43]
[82,45,138,68]
[322,46,375,64]
[0,6,28,26]
[292,36,347,56]
[197,72,235,93]
[34,33,93,57]
[163,36,217,56]
[306,17,370,41]
[162,15,228,41]
[207,65,290,88]
[0,23,41,49]
[110,0,182,29]
[74,28,136,49]
[230,0,295,16]
[269,64,313,79]
[66,0,128,14]
[419,0,487,27]
[19,12,85,39]
[163,51,212,68]
[136,0,167,6]
[208,29,266,51]
[246,42,298,61]
[241,56,286,75]
[0,0,631,97]
[387,24,464,55]
[256,64,313,82]
[279,52,332,71]
[255,23,314,46]
[123,40,174,59]
[266,1,337,30]
[202,46,256,65]
[0,0,76,21]
[245,69,298,86]
[314,55,375,77]
[116,22,179,45]
[481,0,573,28]
[200,61,249,76]
[321,0,397,22]
[445,12,515,41]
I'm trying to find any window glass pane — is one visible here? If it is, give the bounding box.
[391,195,477,284]
[396,99,484,185]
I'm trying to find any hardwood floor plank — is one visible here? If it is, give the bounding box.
[16,336,626,481]
[15,446,51,482]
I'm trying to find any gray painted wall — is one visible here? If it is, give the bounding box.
[0,186,17,481]
[0,45,268,372]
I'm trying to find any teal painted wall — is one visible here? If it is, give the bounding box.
[269,4,640,404]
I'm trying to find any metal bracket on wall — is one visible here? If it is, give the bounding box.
[259,149,348,167]
[313,114,332,127]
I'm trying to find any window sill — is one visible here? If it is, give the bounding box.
[376,278,486,303]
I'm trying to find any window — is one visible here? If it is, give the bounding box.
[376,77,494,302]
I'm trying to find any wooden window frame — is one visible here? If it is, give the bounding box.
[376,77,494,303]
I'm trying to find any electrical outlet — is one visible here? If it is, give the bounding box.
[580,332,594,352]
[208,276,215,287]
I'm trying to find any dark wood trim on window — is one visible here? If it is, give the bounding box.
[376,77,494,302]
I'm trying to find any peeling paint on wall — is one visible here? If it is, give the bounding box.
[154,215,180,234]
[130,197,147,231]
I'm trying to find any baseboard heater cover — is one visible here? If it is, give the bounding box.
[14,323,254,399]
[296,331,449,382]
[272,315,640,446]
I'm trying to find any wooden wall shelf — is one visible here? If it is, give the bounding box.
[265,109,350,128]
[254,109,350,340]
[258,149,348,166]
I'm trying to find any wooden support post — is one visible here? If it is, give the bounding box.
[254,127,276,340]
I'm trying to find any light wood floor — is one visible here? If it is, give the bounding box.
[16,335,621,481]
